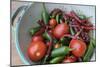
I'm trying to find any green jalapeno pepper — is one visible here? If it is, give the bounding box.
[42,3,49,25]
[51,46,72,58]
[50,56,65,64]
[83,39,95,62]
[29,26,40,36]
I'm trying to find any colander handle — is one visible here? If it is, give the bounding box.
[11,5,27,25]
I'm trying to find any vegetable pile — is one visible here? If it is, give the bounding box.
[27,4,96,64]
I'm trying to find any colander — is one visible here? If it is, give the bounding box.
[11,2,96,65]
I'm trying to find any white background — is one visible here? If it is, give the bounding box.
[0,0,99,67]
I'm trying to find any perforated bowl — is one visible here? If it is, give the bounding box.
[12,2,96,65]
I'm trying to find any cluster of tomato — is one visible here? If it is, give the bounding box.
[27,17,87,63]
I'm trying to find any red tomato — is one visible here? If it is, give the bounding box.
[32,35,43,42]
[63,56,77,63]
[69,39,86,57]
[49,18,57,27]
[27,41,47,61]
[53,23,69,39]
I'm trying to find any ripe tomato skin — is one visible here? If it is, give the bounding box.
[32,35,43,42]
[69,39,86,57]
[63,56,77,63]
[53,23,69,39]
[27,41,47,61]
[49,18,57,27]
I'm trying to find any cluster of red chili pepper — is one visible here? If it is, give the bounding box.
[64,11,95,43]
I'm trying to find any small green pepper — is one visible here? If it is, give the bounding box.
[51,46,72,58]
[50,15,55,19]
[78,14,92,20]
[78,15,87,20]
[56,14,60,24]
[42,3,49,25]
[43,31,52,41]
[92,38,96,48]
[83,39,95,62]
[50,56,65,64]
[70,26,75,35]
[29,26,40,36]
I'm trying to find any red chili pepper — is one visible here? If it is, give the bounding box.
[70,11,82,23]
[81,19,88,23]
[62,28,82,40]
[65,13,72,17]
[62,34,75,39]
[81,26,95,30]
[37,20,45,27]
[35,27,45,36]
[69,24,95,30]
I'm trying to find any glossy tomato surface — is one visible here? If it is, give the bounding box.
[32,35,43,42]
[27,41,47,61]
[69,39,86,57]
[53,23,69,39]
[49,18,57,27]
[63,56,77,63]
